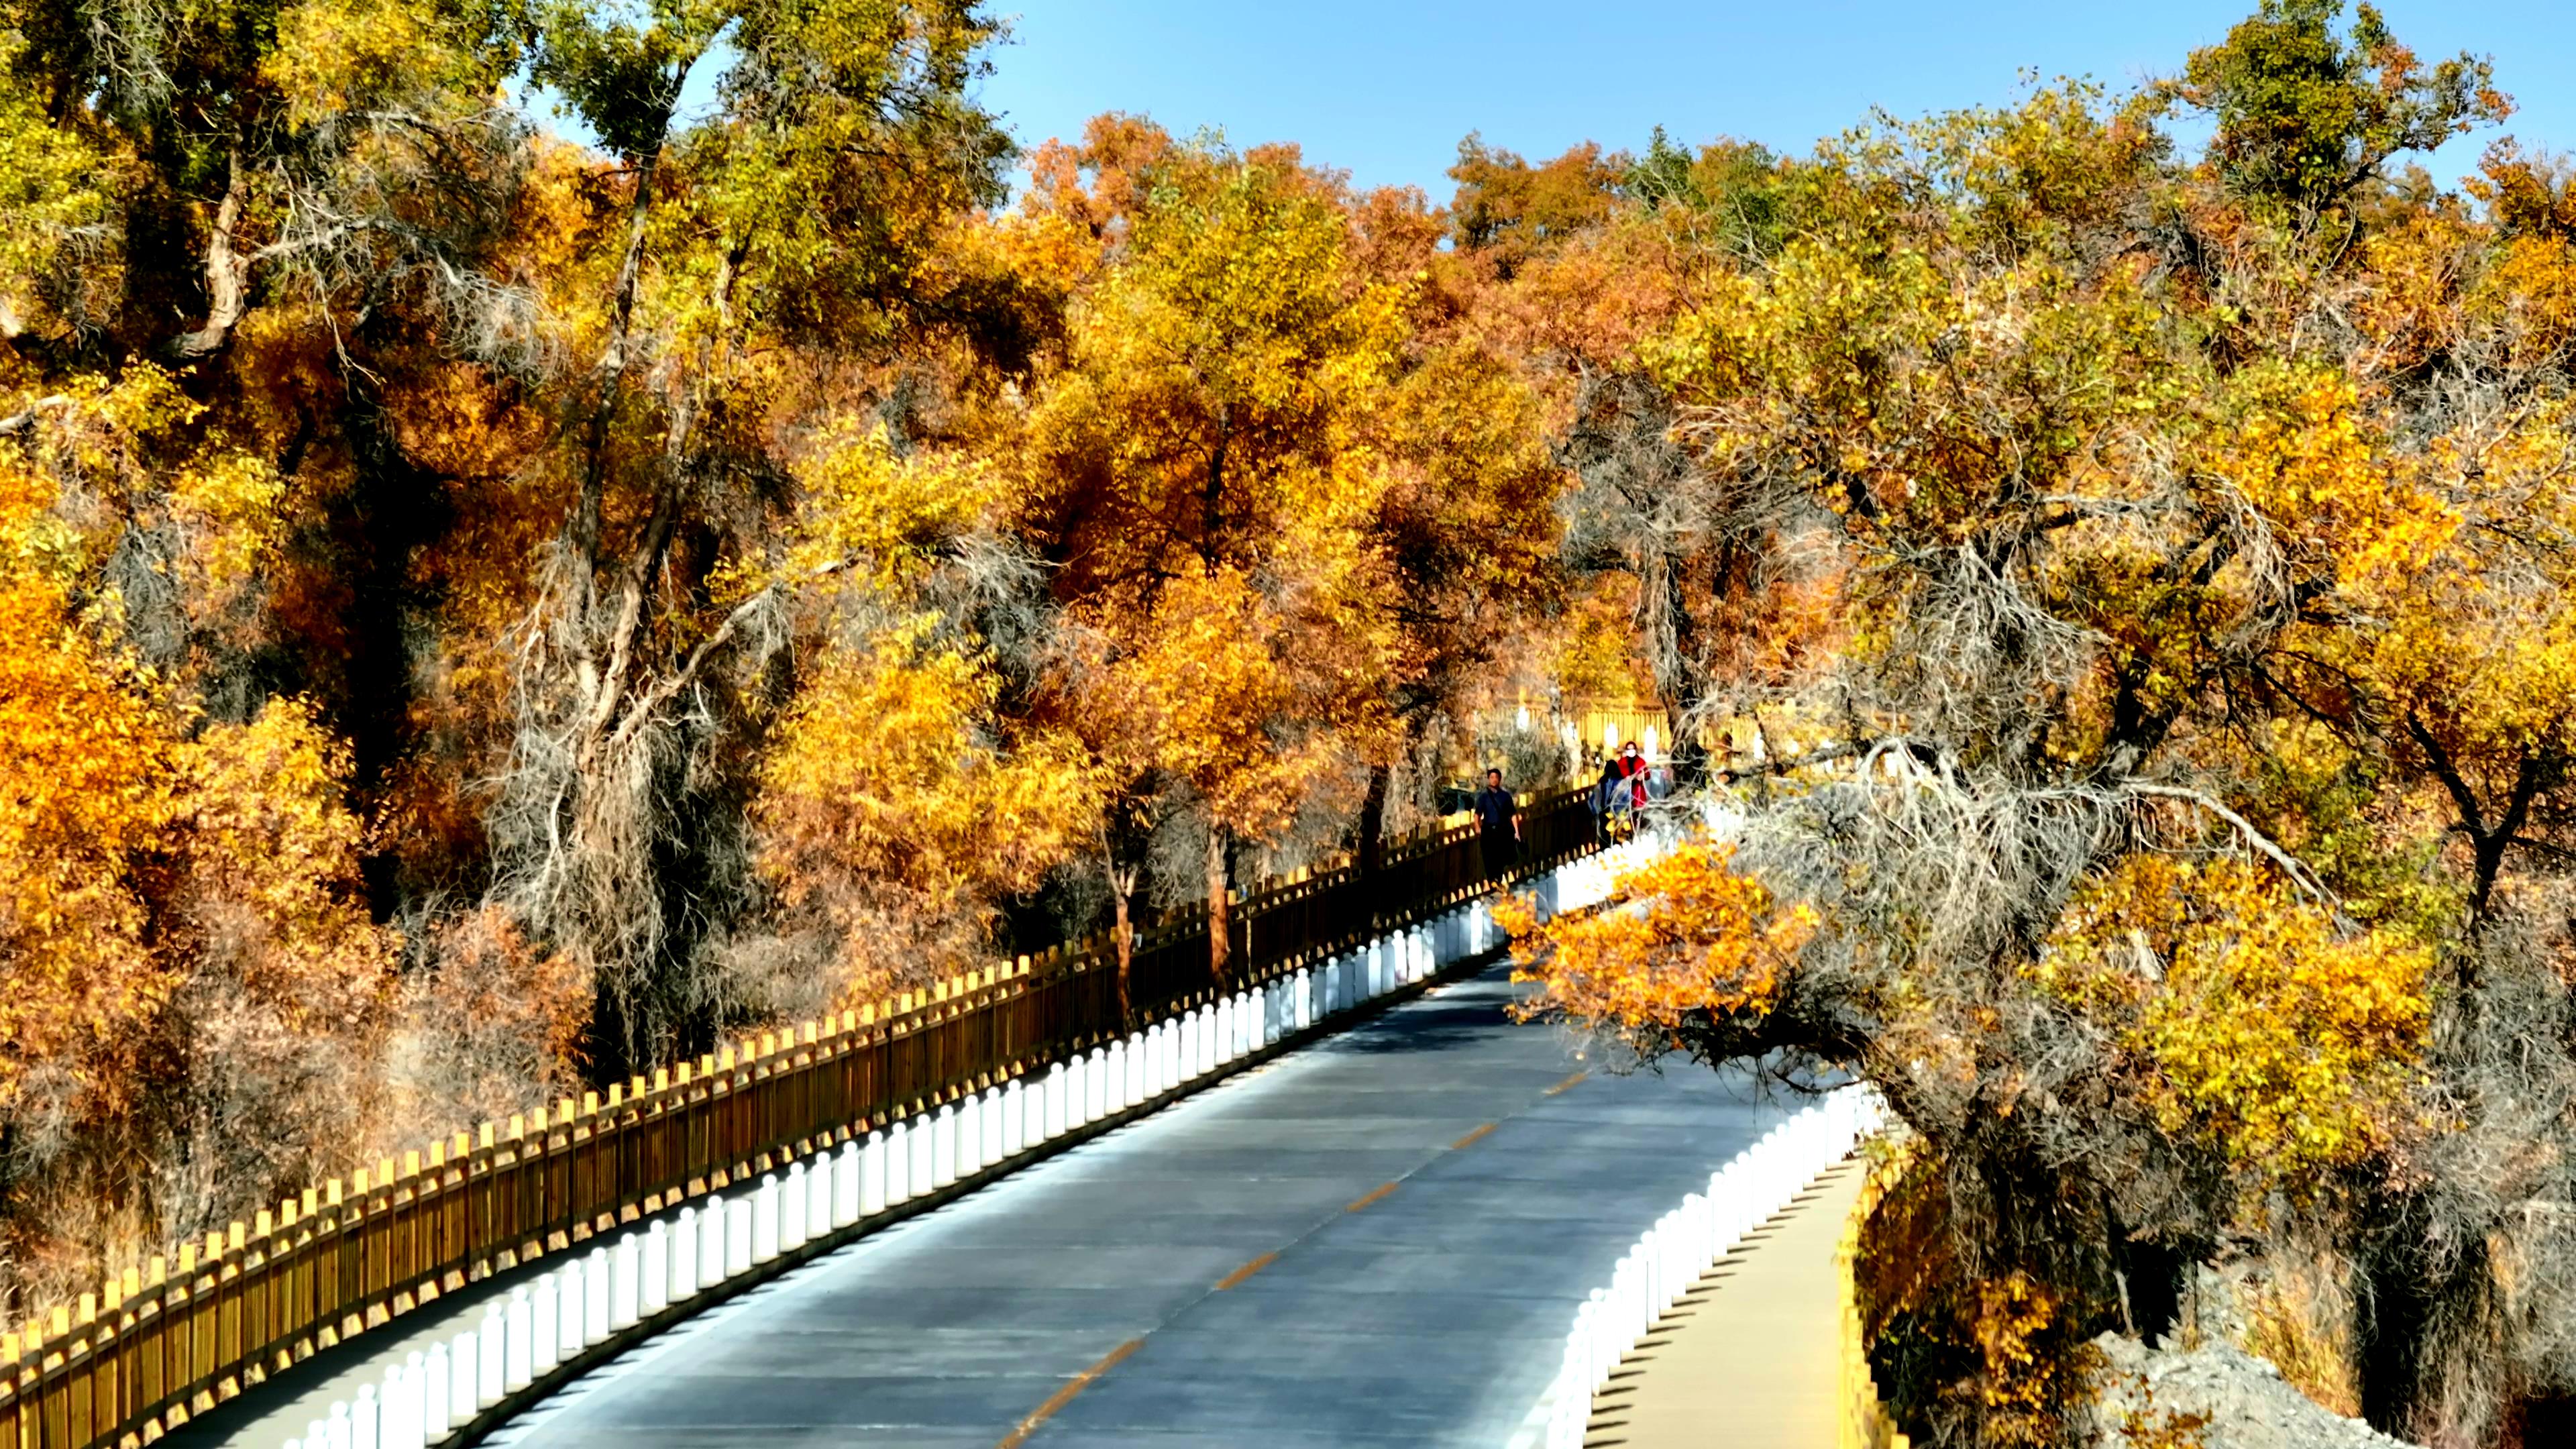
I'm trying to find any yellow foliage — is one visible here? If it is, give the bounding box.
[1974,1272,2098,1444]
[171,449,290,598]
[179,699,396,1023]
[1497,843,1817,1038]
[757,619,1099,973]
[2033,856,2430,1179]
[1077,568,1366,841]
[2207,367,2457,590]
[771,423,999,594]
[1,402,391,1118]
[262,0,489,127]
[0,568,183,1110]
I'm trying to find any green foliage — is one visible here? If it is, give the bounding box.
[2168,0,2510,212]
[1626,126,1794,255]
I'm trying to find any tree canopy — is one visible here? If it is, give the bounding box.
[15,5,2576,1442]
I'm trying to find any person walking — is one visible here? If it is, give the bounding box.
[1593,750,1623,844]
[1476,767,1521,878]
[1620,741,1650,813]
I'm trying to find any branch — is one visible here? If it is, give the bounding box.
[610,558,851,751]
[2406,714,2490,843]
[170,148,251,360]
[0,394,70,436]
[2125,783,2353,927]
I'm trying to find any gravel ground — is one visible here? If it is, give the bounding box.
[2088,1334,2416,1449]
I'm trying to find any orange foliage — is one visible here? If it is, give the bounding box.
[1497,843,1817,1038]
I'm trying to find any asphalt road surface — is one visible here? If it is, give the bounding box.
[487,959,1784,1449]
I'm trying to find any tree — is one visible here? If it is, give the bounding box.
[1335,172,1567,873]
[750,430,1098,1001]
[0,371,392,1304]
[1446,134,1625,278]
[486,0,1011,1075]
[1017,131,1401,985]
[2166,0,2509,215]
[1498,35,2576,1440]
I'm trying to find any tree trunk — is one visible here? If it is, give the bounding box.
[1358,762,1390,875]
[1643,543,1713,794]
[1356,760,1390,916]
[170,148,251,360]
[1206,820,1231,985]
[1109,860,1136,1028]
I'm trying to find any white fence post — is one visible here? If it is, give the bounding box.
[529,1273,557,1375]
[611,1233,641,1329]
[930,1104,958,1188]
[780,1163,809,1252]
[809,1144,835,1228]
[835,1139,862,1226]
[909,1108,935,1189]
[481,1303,508,1404]
[582,1245,609,1344]
[753,1174,783,1263]
[697,1195,726,1291]
[725,1193,753,1277]
[644,1218,672,1316]
[953,1101,979,1184]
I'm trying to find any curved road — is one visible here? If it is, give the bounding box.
[488,961,1781,1449]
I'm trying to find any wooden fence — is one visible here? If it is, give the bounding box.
[1,788,1602,1449]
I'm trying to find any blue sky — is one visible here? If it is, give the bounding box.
[967,1,2575,200]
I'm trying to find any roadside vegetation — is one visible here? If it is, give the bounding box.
[1505,3,2576,1443]
[9,3,2576,1442]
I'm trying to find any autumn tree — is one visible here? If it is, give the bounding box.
[1447,134,1625,278]
[0,371,393,1307]
[485,0,1013,1074]
[1501,9,2576,1440]
[1016,130,1402,986]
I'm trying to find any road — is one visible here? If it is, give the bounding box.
[486,959,1783,1449]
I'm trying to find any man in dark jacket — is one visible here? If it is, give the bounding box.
[1476,767,1520,878]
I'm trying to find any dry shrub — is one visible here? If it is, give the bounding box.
[386,906,587,1133]
[2235,1250,2364,1419]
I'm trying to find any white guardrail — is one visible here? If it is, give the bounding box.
[274,881,1580,1449]
[1533,1084,1889,1449]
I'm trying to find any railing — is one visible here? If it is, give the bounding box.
[1,788,1601,1449]
[1837,1138,1913,1449]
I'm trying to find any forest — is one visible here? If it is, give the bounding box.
[7,0,2576,1442]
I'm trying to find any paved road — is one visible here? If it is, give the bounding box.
[487,960,1784,1449]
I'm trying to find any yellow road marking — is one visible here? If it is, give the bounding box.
[1346,1181,1399,1212]
[1544,1071,1589,1096]
[1450,1122,1498,1150]
[1214,1252,1277,1291]
[998,1338,1144,1449]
